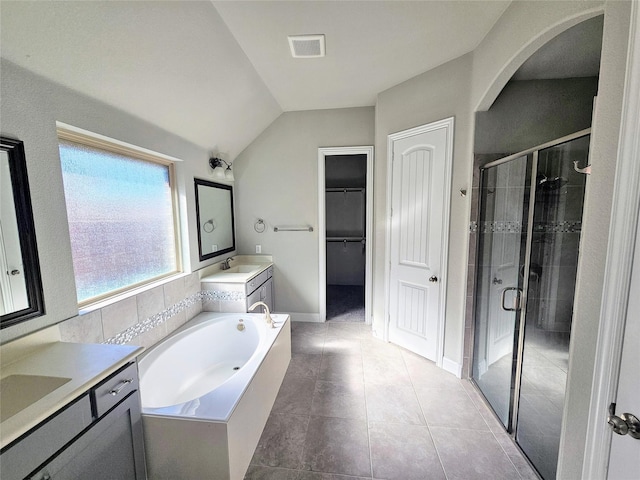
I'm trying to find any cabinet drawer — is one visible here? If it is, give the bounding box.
[246,269,269,295]
[91,363,138,418]
[0,395,92,480]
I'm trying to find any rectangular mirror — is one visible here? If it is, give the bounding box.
[194,178,235,261]
[1,137,45,328]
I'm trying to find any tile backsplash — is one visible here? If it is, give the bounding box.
[58,272,203,349]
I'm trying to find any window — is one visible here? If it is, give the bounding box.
[58,127,180,306]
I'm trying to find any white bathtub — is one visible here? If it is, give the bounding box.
[139,312,291,480]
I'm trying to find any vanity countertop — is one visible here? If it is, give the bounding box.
[200,259,273,284]
[0,341,143,448]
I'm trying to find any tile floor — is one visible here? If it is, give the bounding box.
[245,322,539,480]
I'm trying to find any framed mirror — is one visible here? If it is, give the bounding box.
[194,178,235,261]
[1,137,45,328]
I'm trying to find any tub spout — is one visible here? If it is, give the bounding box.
[249,301,275,328]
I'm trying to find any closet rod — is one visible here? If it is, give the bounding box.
[326,237,365,242]
[325,187,365,192]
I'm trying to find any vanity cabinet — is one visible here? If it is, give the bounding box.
[0,362,146,480]
[202,264,274,314]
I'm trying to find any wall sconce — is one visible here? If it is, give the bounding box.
[209,157,234,181]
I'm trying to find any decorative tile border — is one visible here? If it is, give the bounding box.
[104,292,203,345]
[475,220,582,235]
[533,221,581,233]
[201,290,245,302]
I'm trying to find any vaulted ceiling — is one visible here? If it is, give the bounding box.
[0,1,511,158]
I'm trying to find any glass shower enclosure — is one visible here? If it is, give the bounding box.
[472,130,590,479]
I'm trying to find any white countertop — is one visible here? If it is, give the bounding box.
[0,342,143,448]
[200,261,273,284]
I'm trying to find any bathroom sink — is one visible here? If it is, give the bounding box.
[0,374,72,422]
[222,265,260,274]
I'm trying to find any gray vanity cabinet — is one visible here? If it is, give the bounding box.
[1,362,146,480]
[246,267,274,312]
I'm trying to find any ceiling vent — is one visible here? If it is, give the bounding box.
[288,34,325,58]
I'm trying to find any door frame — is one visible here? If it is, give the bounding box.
[318,146,374,324]
[583,1,640,476]
[384,118,454,369]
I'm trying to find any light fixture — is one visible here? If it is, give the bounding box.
[209,157,234,181]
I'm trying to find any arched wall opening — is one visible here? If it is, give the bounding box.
[465,14,605,480]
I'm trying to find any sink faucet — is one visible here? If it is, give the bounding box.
[221,256,234,270]
[249,301,275,328]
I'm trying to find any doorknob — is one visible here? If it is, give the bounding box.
[608,403,640,439]
[429,276,438,283]
[10,269,20,276]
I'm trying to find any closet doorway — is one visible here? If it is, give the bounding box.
[318,147,373,324]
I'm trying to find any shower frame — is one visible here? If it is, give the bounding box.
[469,128,591,452]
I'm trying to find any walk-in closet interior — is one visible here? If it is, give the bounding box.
[468,16,603,480]
[325,154,367,322]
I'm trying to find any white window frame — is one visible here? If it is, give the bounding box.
[57,123,186,308]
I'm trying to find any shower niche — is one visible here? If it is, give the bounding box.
[472,131,590,480]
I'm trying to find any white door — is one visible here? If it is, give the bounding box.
[388,118,453,361]
[607,215,640,479]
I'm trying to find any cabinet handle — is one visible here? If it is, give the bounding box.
[109,378,133,396]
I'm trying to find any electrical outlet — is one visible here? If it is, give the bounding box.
[255,245,262,254]
[212,245,218,252]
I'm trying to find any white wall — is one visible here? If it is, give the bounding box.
[233,108,375,319]
[0,60,225,343]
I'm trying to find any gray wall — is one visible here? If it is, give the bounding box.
[374,53,475,365]
[0,60,222,343]
[475,77,599,155]
[233,108,375,319]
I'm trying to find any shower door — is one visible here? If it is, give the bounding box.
[473,153,532,429]
[472,131,590,480]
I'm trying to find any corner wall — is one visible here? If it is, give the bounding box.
[232,108,375,320]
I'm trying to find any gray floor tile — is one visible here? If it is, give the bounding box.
[365,383,425,425]
[362,354,412,385]
[311,380,366,420]
[252,414,310,469]
[319,354,364,383]
[414,384,489,430]
[288,353,323,378]
[297,472,371,480]
[292,322,328,336]
[369,422,445,480]
[302,416,371,477]
[360,337,404,359]
[323,335,363,355]
[273,375,316,415]
[244,465,300,479]
[430,427,520,480]
[292,333,326,355]
[403,353,461,388]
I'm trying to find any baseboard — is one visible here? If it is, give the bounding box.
[442,356,462,378]
[287,313,321,323]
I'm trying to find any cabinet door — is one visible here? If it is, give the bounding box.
[29,392,146,480]
[263,278,274,312]
[246,286,262,311]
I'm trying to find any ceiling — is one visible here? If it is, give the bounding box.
[1,1,511,157]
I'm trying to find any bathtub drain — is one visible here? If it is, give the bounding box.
[233,366,240,370]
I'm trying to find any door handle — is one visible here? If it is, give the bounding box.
[500,287,522,311]
[608,403,640,439]
[429,276,438,283]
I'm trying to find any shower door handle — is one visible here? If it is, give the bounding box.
[501,287,522,311]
